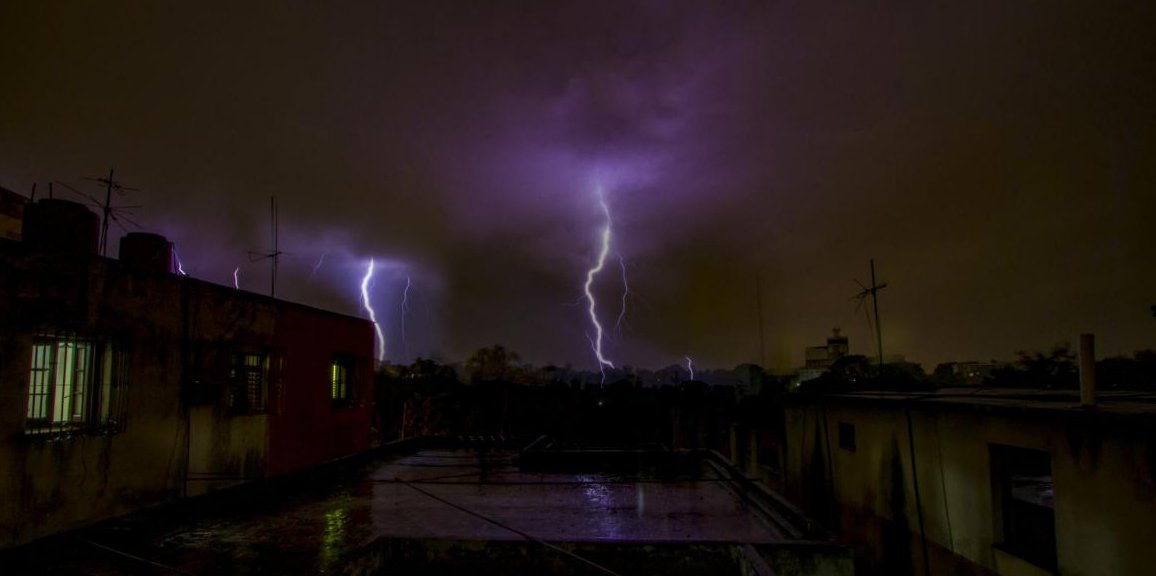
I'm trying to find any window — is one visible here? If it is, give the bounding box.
[838,421,856,451]
[229,352,268,412]
[991,445,1056,571]
[330,355,353,406]
[25,334,127,436]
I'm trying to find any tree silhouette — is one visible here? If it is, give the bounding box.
[464,344,522,383]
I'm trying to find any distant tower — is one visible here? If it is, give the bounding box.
[827,328,849,361]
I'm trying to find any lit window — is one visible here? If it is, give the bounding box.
[229,352,268,412]
[25,334,127,436]
[991,445,1056,571]
[330,355,353,406]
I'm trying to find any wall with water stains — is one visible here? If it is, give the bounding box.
[0,239,374,547]
[781,394,1156,576]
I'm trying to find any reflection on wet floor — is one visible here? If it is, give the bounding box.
[3,448,782,575]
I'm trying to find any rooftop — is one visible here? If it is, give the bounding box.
[2,442,848,575]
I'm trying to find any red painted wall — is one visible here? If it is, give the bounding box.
[266,304,375,476]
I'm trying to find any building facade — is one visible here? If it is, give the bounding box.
[0,199,375,548]
[780,389,1156,576]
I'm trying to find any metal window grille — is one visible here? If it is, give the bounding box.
[25,331,128,437]
[330,355,353,405]
[229,352,268,412]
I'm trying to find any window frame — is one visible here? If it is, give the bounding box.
[228,350,270,414]
[990,444,1057,571]
[330,354,355,408]
[24,332,128,437]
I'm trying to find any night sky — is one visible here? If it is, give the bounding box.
[2,2,1153,372]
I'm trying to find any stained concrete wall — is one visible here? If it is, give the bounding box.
[0,241,374,547]
[0,248,189,546]
[782,396,1156,576]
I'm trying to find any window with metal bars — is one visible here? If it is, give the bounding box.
[25,333,128,436]
[229,352,268,413]
[330,354,354,407]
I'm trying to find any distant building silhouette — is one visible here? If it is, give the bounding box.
[798,328,850,383]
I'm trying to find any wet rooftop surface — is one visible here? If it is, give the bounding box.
[3,447,785,575]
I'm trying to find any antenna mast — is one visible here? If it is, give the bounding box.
[83,169,139,256]
[756,272,766,367]
[270,196,280,297]
[101,168,113,255]
[865,259,887,368]
[246,196,284,297]
[853,259,888,369]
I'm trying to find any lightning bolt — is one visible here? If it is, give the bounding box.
[173,247,188,276]
[361,259,386,363]
[583,189,615,381]
[232,266,240,289]
[400,276,412,360]
[309,251,328,279]
[615,254,629,332]
[686,356,695,381]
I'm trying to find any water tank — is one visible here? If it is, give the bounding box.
[119,232,175,274]
[21,199,99,254]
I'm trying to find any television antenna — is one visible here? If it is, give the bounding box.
[247,196,283,297]
[852,259,887,369]
[58,177,143,244]
[81,169,141,256]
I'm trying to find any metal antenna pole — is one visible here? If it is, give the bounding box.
[270,196,279,297]
[870,259,884,369]
[83,169,139,256]
[756,272,766,367]
[247,196,285,298]
[101,168,114,256]
[853,260,888,370]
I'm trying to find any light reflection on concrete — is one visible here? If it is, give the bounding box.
[16,448,783,574]
[319,507,347,572]
[364,449,780,543]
